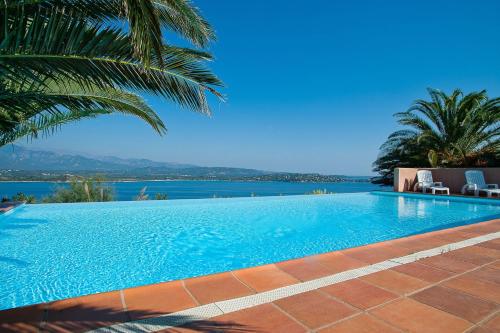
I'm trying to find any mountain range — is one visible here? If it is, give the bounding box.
[0,145,197,171]
[0,145,369,182]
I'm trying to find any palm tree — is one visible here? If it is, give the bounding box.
[373,88,499,184]
[0,0,222,146]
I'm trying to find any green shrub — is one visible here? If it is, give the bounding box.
[307,189,333,195]
[154,193,168,200]
[12,192,36,203]
[43,176,113,203]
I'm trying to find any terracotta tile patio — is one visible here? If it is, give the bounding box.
[233,264,299,292]
[320,279,398,310]
[0,218,499,333]
[184,272,253,305]
[274,291,358,330]
[359,269,431,295]
[123,280,198,320]
[370,298,472,333]
[410,286,498,323]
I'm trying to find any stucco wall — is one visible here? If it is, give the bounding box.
[394,167,500,193]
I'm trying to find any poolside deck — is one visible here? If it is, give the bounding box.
[1,219,499,333]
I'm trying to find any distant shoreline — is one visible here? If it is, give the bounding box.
[1,145,375,184]
[0,179,372,184]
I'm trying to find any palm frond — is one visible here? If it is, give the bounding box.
[0,108,109,146]
[0,0,222,147]
[0,9,223,114]
[0,82,167,145]
[2,0,215,64]
[374,88,500,182]
[153,0,215,47]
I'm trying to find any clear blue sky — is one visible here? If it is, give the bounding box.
[21,0,500,175]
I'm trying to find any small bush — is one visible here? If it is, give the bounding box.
[154,193,168,200]
[43,177,114,203]
[307,189,333,195]
[12,192,36,203]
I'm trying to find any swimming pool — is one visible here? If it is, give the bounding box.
[0,192,499,310]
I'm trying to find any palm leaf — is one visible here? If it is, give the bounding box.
[3,0,216,63]
[0,108,109,145]
[0,82,167,145]
[0,9,223,114]
[374,88,500,182]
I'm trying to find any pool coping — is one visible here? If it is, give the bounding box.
[1,217,499,332]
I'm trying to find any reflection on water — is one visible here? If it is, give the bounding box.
[397,196,452,219]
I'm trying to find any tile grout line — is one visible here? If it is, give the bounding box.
[271,263,310,283]
[229,271,258,293]
[319,258,499,333]
[283,253,368,282]
[181,280,201,306]
[269,302,311,332]
[311,261,476,332]
[119,290,132,322]
[314,286,366,312]
[313,308,406,333]
[301,288,392,333]
[273,283,384,331]
[405,259,500,299]
[274,280,402,332]
[366,260,500,331]
[465,307,500,332]
[86,231,500,333]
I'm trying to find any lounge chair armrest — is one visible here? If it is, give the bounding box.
[487,184,499,189]
[461,184,476,194]
[413,182,424,191]
[433,182,443,186]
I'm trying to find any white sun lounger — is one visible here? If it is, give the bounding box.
[413,170,449,195]
[462,170,499,198]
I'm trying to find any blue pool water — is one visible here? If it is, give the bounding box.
[0,192,499,310]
